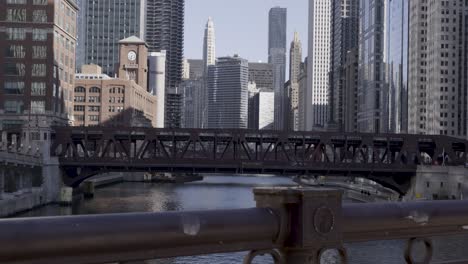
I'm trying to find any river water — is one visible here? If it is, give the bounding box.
[16,176,468,263]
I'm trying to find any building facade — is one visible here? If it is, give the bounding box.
[298,58,308,131]
[384,0,409,134]
[248,84,275,130]
[74,67,157,127]
[306,0,332,130]
[0,0,78,130]
[207,56,249,129]
[329,0,360,131]
[289,32,302,131]
[248,62,274,91]
[187,59,204,80]
[408,0,468,138]
[181,79,202,128]
[73,38,157,127]
[203,17,216,73]
[268,7,287,130]
[357,0,387,133]
[76,0,146,77]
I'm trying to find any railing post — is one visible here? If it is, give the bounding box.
[253,187,344,264]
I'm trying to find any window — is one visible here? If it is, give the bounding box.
[88,106,100,112]
[4,82,25,95]
[33,46,47,59]
[32,64,46,77]
[5,45,25,58]
[75,86,85,93]
[74,115,85,121]
[89,115,100,122]
[33,0,47,4]
[31,82,46,96]
[32,10,47,23]
[32,29,48,41]
[89,87,101,93]
[6,9,26,22]
[74,105,85,112]
[4,63,25,76]
[88,96,100,103]
[4,100,24,114]
[6,28,26,40]
[7,0,27,3]
[31,101,45,114]
[74,96,85,102]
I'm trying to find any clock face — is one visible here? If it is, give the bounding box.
[128,51,137,61]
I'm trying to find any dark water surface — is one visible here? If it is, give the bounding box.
[16,176,468,263]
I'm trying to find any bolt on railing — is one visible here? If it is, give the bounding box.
[0,187,468,264]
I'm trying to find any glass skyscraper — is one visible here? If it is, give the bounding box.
[357,0,387,133]
[268,7,287,130]
[76,0,146,77]
[384,0,409,133]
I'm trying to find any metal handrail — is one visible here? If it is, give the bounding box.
[0,188,467,263]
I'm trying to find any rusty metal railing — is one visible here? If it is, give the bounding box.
[1,187,468,263]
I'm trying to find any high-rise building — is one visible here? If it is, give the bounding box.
[329,0,360,131]
[200,17,216,128]
[146,0,184,91]
[76,0,146,77]
[408,0,468,138]
[289,32,302,131]
[146,0,185,128]
[203,17,216,73]
[357,0,387,133]
[182,58,190,80]
[384,0,409,134]
[187,59,204,80]
[181,79,203,128]
[268,7,287,130]
[298,58,308,131]
[248,63,274,91]
[0,0,78,130]
[207,56,249,129]
[148,51,166,128]
[306,0,332,130]
[248,83,275,130]
[343,49,359,133]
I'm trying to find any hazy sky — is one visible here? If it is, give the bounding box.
[184,0,308,63]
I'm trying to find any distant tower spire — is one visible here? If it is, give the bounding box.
[203,17,216,72]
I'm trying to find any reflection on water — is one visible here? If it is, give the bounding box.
[16,175,468,264]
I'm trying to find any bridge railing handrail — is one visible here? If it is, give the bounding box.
[1,187,468,264]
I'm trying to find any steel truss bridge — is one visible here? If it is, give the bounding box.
[51,127,468,193]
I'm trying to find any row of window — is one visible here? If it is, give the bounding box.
[4,82,46,96]
[6,28,48,41]
[4,100,45,114]
[7,0,47,5]
[4,63,46,77]
[6,9,48,23]
[73,96,101,103]
[74,87,126,94]
[73,105,101,112]
[5,45,47,59]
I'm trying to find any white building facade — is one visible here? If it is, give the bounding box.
[306,0,332,130]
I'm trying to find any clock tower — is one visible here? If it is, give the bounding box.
[117,36,148,90]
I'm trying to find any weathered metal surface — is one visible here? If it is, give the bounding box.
[0,208,279,264]
[1,188,468,264]
[50,127,468,190]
